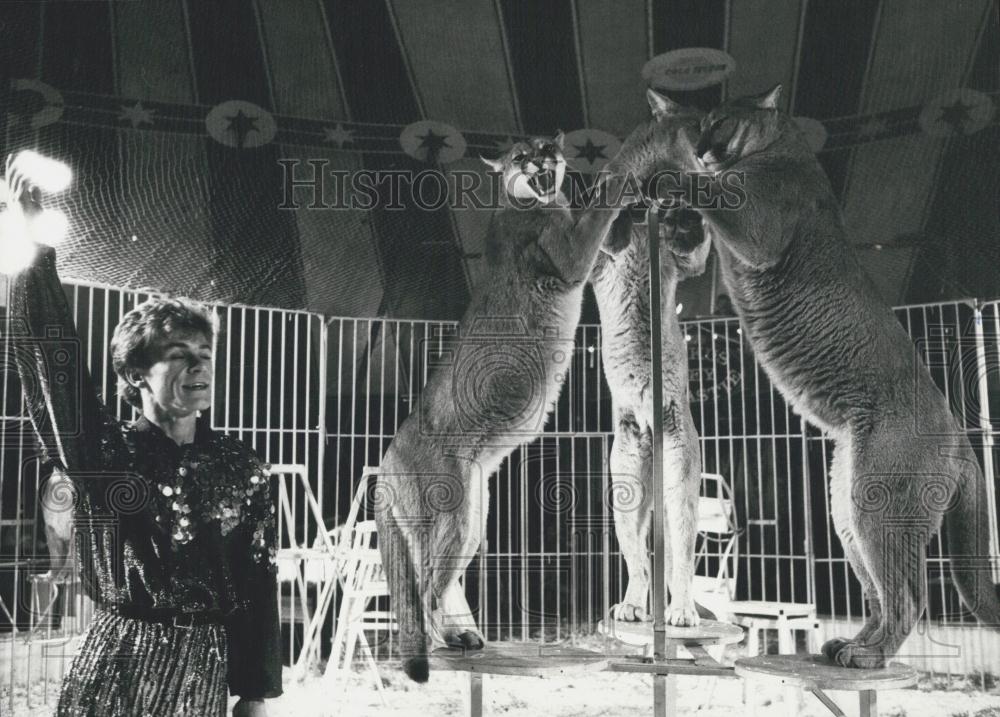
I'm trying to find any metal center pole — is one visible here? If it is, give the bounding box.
[646,206,674,716]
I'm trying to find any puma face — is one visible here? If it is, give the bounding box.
[696,84,783,171]
[483,134,566,205]
[613,90,704,196]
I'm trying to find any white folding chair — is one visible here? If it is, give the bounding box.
[323,519,395,696]
[270,464,338,676]
[691,472,742,621]
[284,467,393,700]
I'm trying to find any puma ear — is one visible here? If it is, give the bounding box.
[646,89,682,119]
[480,156,503,172]
[756,84,782,110]
[553,131,565,149]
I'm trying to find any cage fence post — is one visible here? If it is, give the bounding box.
[973,302,1000,578]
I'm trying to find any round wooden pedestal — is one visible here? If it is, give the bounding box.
[597,617,745,647]
[735,654,918,717]
[431,642,610,676]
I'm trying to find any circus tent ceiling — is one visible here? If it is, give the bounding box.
[0,0,997,321]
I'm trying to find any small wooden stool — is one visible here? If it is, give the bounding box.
[727,601,820,654]
[431,643,609,717]
[727,602,820,713]
[735,654,918,717]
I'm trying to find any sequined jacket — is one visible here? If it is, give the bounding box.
[11,247,282,699]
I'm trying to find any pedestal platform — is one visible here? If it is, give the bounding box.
[431,642,610,676]
[597,618,744,648]
[431,643,610,717]
[735,654,918,717]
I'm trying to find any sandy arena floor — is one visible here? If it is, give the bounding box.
[6,642,1000,716]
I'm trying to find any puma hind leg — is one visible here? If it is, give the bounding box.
[831,508,929,668]
[824,434,938,668]
[825,441,882,656]
[662,408,702,627]
[432,581,484,650]
[609,412,653,621]
[428,467,487,651]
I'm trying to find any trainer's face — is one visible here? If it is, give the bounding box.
[138,330,213,417]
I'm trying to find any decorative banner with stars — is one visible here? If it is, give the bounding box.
[10,78,64,130]
[642,48,736,91]
[792,116,828,153]
[563,129,621,173]
[206,100,277,148]
[400,120,467,164]
[919,89,995,137]
[11,79,999,161]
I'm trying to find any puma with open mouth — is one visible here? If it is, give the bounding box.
[483,134,567,206]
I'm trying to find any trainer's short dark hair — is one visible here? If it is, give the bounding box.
[110,297,217,408]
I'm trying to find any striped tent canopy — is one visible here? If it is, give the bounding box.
[0,0,997,321]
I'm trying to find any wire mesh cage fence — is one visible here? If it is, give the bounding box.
[1,278,999,710]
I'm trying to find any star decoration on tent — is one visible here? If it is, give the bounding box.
[10,78,64,130]
[562,129,621,172]
[226,109,260,149]
[416,128,450,163]
[323,123,355,148]
[573,138,608,166]
[206,100,277,148]
[399,120,467,164]
[919,89,995,137]
[937,98,973,132]
[119,101,156,128]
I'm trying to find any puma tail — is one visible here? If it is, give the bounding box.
[374,487,429,682]
[944,462,1000,629]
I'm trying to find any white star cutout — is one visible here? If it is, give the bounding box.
[119,101,155,129]
[323,124,355,148]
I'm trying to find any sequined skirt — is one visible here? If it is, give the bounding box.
[56,609,229,717]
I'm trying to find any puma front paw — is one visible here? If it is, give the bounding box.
[657,206,705,256]
[665,603,701,627]
[610,602,649,622]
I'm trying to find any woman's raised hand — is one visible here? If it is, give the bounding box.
[4,153,44,219]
